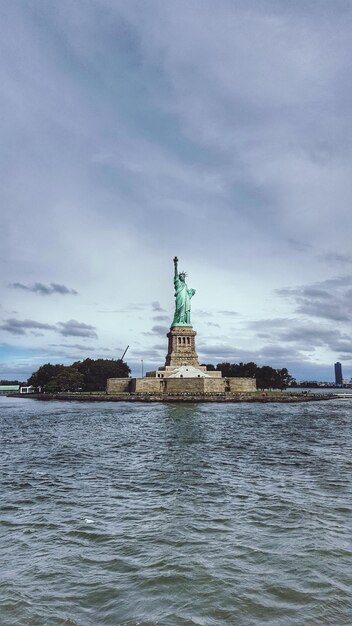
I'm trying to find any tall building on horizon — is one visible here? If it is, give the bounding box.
[334,361,343,386]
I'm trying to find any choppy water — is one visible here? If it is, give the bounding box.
[1,397,351,626]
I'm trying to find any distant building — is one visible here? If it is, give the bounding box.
[20,385,36,394]
[0,385,19,395]
[334,362,343,386]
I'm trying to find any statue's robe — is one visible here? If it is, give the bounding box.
[172,275,194,326]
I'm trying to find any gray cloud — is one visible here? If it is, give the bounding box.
[247,317,352,357]
[50,343,96,351]
[296,302,349,322]
[98,304,147,313]
[57,320,98,339]
[198,342,305,365]
[143,325,169,337]
[287,239,311,252]
[319,252,352,266]
[277,276,352,322]
[9,282,78,296]
[247,318,291,330]
[0,318,56,336]
[193,310,212,318]
[151,343,166,351]
[132,348,163,358]
[218,310,239,317]
[129,348,164,370]
[197,338,351,381]
[153,314,170,322]
[0,317,98,340]
[152,325,169,335]
[152,301,166,312]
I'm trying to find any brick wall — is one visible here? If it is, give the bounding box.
[203,378,225,393]
[106,378,131,393]
[166,378,205,393]
[227,377,257,392]
[132,378,163,393]
[107,375,256,395]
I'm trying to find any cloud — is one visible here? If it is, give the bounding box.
[131,348,163,359]
[0,318,56,336]
[151,343,166,351]
[320,252,352,266]
[153,314,170,322]
[193,310,212,318]
[9,282,78,296]
[277,276,352,321]
[246,317,352,357]
[218,310,239,317]
[50,343,96,351]
[143,324,169,337]
[198,342,305,365]
[152,301,166,312]
[287,239,311,252]
[0,317,98,339]
[98,304,147,313]
[297,302,349,322]
[57,320,98,338]
[247,318,291,330]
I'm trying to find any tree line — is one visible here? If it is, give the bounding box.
[201,362,296,390]
[27,359,295,392]
[28,358,130,392]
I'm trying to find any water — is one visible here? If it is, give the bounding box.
[1,397,351,625]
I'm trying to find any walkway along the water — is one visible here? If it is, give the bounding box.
[9,392,339,403]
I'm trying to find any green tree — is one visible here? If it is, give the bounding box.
[28,363,65,389]
[241,362,258,378]
[0,379,25,385]
[46,367,84,393]
[216,362,236,377]
[73,358,130,391]
[28,358,131,393]
[275,368,296,390]
[256,366,277,390]
[216,361,296,390]
[216,362,258,378]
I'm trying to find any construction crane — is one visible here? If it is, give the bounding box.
[121,345,129,361]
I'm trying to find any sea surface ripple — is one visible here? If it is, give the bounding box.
[1,397,351,625]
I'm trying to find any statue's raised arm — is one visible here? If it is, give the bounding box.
[173,256,178,279]
[171,256,196,327]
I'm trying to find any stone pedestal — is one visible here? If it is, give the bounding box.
[165,326,199,368]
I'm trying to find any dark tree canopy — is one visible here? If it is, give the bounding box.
[46,367,84,393]
[200,363,216,371]
[28,363,65,388]
[73,358,130,391]
[0,379,25,386]
[28,358,130,392]
[215,361,295,390]
[216,362,257,378]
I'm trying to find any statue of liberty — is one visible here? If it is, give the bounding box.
[171,256,196,327]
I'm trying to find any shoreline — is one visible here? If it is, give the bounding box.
[8,392,338,403]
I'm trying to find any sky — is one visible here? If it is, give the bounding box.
[1,0,352,382]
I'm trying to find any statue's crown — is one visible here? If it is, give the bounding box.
[179,270,187,278]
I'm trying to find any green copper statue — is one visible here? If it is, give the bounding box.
[171,256,196,327]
